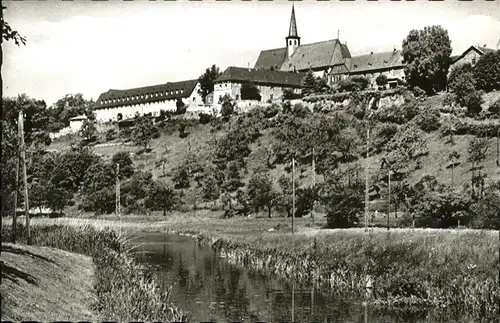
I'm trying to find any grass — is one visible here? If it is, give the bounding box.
[15,212,500,319]
[1,242,98,321]
[1,223,186,322]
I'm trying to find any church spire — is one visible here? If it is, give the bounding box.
[286,3,300,59]
[289,3,298,37]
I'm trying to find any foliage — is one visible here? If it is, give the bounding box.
[470,181,500,230]
[198,64,221,102]
[295,186,318,218]
[49,93,94,130]
[105,128,118,141]
[199,113,213,124]
[132,116,156,150]
[282,88,302,100]
[176,99,187,114]
[402,26,452,94]
[112,152,134,179]
[274,175,293,218]
[467,136,489,199]
[488,98,500,117]
[383,123,428,179]
[247,171,276,217]
[473,50,500,92]
[376,74,388,87]
[1,5,26,46]
[240,82,261,101]
[371,122,399,152]
[321,165,364,228]
[448,63,483,116]
[374,101,418,125]
[145,181,179,216]
[80,110,98,146]
[201,173,221,205]
[301,70,328,96]
[339,76,369,92]
[412,107,440,132]
[220,94,235,120]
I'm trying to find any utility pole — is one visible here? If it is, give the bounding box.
[311,147,315,225]
[19,111,30,244]
[12,134,20,243]
[387,168,391,231]
[292,157,295,234]
[365,127,369,232]
[115,163,121,216]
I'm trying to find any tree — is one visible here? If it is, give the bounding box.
[132,116,155,151]
[467,136,489,199]
[1,5,26,46]
[447,150,460,187]
[198,65,221,102]
[240,82,261,101]
[473,50,500,92]
[201,173,221,207]
[112,151,134,179]
[49,93,94,129]
[145,181,179,216]
[275,175,293,218]
[247,171,276,218]
[376,74,388,87]
[220,94,235,120]
[176,98,186,114]
[402,26,452,94]
[80,109,98,145]
[448,63,483,115]
[301,70,318,97]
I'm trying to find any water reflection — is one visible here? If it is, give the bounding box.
[130,232,474,323]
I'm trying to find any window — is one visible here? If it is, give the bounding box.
[236,95,240,100]
[193,97,196,102]
[270,94,274,100]
[472,57,476,65]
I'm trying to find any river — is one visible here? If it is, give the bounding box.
[130,232,471,323]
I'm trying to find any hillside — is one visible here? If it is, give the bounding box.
[0,243,98,321]
[48,91,500,216]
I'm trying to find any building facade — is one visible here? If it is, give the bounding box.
[213,67,305,105]
[449,45,497,71]
[93,80,203,122]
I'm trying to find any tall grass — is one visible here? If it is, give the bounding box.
[1,223,186,322]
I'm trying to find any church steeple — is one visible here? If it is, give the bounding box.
[286,4,300,58]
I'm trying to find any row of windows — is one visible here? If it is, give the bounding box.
[288,39,298,46]
[100,89,185,104]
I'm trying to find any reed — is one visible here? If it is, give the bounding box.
[1,223,186,322]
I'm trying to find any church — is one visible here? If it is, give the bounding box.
[254,4,405,88]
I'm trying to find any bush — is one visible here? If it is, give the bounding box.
[488,98,500,117]
[412,86,426,98]
[413,107,440,132]
[376,74,388,87]
[448,63,484,116]
[372,122,399,152]
[105,128,118,141]
[473,50,500,92]
[199,112,213,124]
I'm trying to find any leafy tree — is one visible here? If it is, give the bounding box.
[176,98,186,114]
[0,120,19,217]
[198,64,221,102]
[50,93,94,129]
[320,165,364,228]
[132,116,155,151]
[473,50,500,92]
[448,63,483,116]
[222,161,244,193]
[402,26,452,94]
[172,165,191,189]
[467,136,489,199]
[295,186,318,218]
[247,171,276,217]
[413,107,440,132]
[488,98,500,117]
[145,181,179,216]
[447,150,460,187]
[301,70,318,97]
[376,74,388,87]
[470,181,500,229]
[81,160,116,214]
[275,175,293,218]
[112,151,134,179]
[220,94,235,120]
[282,88,301,100]
[121,171,154,213]
[201,173,221,207]
[80,110,98,146]
[1,5,26,46]
[240,82,261,101]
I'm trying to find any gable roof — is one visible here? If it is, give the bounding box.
[254,47,288,70]
[280,39,351,72]
[93,79,198,110]
[216,66,306,88]
[451,45,497,64]
[349,50,404,73]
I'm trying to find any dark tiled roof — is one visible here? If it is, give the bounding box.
[348,50,404,73]
[93,79,198,110]
[254,47,288,70]
[280,39,351,72]
[215,67,306,87]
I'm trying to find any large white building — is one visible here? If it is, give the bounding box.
[93,79,203,122]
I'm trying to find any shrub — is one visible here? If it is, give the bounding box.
[376,74,388,87]
[473,50,500,92]
[291,103,311,118]
[199,112,213,124]
[105,128,117,141]
[448,63,484,116]
[412,86,426,98]
[351,76,370,90]
[488,98,500,117]
[372,122,399,152]
[413,107,441,132]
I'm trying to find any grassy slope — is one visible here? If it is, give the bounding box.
[0,242,98,321]
[48,92,500,211]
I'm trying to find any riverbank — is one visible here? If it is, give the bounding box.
[9,214,500,320]
[1,224,185,322]
[1,242,98,321]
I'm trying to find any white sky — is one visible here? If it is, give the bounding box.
[2,0,500,106]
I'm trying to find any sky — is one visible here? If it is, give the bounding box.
[2,0,500,106]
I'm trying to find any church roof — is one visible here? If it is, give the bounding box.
[93,79,198,110]
[288,4,298,38]
[216,66,306,87]
[280,39,351,72]
[254,47,288,70]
